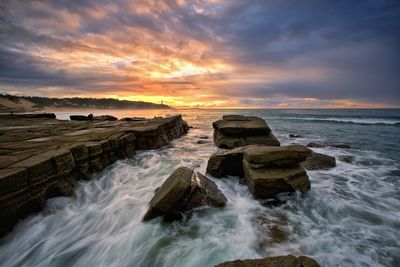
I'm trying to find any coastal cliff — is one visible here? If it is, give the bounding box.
[0,94,171,112]
[0,115,188,237]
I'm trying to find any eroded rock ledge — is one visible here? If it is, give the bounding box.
[0,115,189,236]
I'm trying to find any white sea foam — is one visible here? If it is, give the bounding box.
[0,111,399,267]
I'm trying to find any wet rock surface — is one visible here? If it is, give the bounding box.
[306,142,326,148]
[143,167,226,221]
[339,155,354,163]
[301,152,336,170]
[243,145,311,199]
[206,146,248,178]
[213,115,280,149]
[244,145,312,167]
[215,255,320,267]
[330,143,351,149]
[0,115,189,236]
[289,133,303,138]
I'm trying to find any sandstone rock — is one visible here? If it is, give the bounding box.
[93,115,118,121]
[243,145,311,199]
[244,161,310,199]
[143,167,226,221]
[143,167,193,221]
[306,142,325,148]
[0,115,189,237]
[301,152,336,170]
[215,255,320,267]
[330,143,351,149]
[197,140,210,144]
[183,172,227,209]
[206,146,247,178]
[213,115,280,149]
[244,145,312,168]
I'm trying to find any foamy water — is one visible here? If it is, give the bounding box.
[0,109,399,267]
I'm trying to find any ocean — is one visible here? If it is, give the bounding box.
[0,109,399,267]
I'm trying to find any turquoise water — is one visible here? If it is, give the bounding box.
[0,109,399,267]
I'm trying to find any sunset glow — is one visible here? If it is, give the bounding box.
[0,1,399,108]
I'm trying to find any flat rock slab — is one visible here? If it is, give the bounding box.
[213,115,280,149]
[0,115,189,236]
[244,145,312,167]
[215,255,320,267]
[214,115,271,136]
[143,167,226,221]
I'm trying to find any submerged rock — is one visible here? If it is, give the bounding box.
[339,155,354,163]
[212,115,280,149]
[206,146,248,178]
[301,152,336,170]
[330,143,351,149]
[306,142,325,148]
[289,133,303,138]
[215,255,320,267]
[143,167,226,221]
[243,145,311,199]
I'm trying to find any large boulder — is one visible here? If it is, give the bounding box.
[143,167,226,221]
[215,255,320,267]
[206,146,248,178]
[213,115,280,149]
[301,152,336,170]
[243,145,311,199]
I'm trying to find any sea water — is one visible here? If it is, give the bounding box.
[0,109,399,267]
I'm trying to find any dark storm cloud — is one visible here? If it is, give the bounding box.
[0,0,399,106]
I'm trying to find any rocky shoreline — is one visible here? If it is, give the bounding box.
[1,113,327,266]
[141,114,326,266]
[0,114,189,237]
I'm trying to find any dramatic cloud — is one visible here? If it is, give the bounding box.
[0,0,399,107]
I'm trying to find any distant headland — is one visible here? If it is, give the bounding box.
[0,94,171,112]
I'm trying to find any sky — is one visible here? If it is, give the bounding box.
[0,0,399,108]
